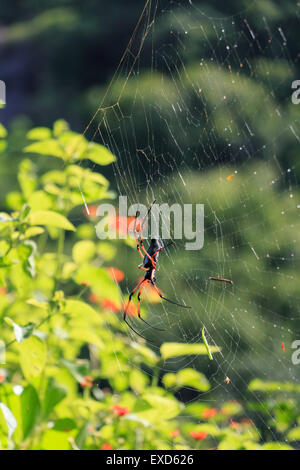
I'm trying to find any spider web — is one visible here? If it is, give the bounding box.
[78,0,300,444]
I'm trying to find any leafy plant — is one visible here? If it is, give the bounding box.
[0,121,297,450]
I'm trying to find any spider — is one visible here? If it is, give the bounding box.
[123,201,191,340]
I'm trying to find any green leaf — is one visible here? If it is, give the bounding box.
[29,210,75,231]
[53,418,76,432]
[287,427,300,441]
[43,378,67,418]
[0,140,7,153]
[63,299,100,323]
[18,337,47,381]
[129,369,149,393]
[162,368,210,392]
[75,422,88,450]
[0,403,17,438]
[53,119,69,137]
[24,139,64,159]
[160,342,221,360]
[0,123,7,138]
[262,442,293,450]
[20,385,40,439]
[72,240,96,264]
[4,317,35,343]
[74,264,121,306]
[26,127,52,141]
[41,429,71,450]
[134,394,181,424]
[202,327,213,360]
[248,379,300,393]
[60,358,89,383]
[86,142,116,165]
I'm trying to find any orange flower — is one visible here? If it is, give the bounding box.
[0,287,7,295]
[281,342,285,352]
[83,205,98,218]
[190,431,207,440]
[111,404,130,417]
[101,298,120,313]
[102,443,113,450]
[89,293,99,304]
[107,267,124,282]
[0,373,6,384]
[80,281,90,287]
[170,430,180,438]
[202,408,218,419]
[226,174,235,181]
[80,375,94,388]
[121,301,137,317]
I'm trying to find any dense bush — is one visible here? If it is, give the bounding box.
[0,121,299,450]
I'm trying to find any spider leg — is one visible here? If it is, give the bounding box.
[123,315,152,342]
[138,265,148,271]
[123,279,156,342]
[152,283,191,309]
[123,279,145,322]
[139,231,156,269]
[133,200,156,262]
[137,282,165,331]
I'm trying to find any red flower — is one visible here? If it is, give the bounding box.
[202,408,218,419]
[89,293,100,304]
[190,431,207,440]
[170,430,180,438]
[80,375,94,388]
[101,298,120,313]
[111,404,130,417]
[107,267,124,282]
[84,205,98,218]
[281,342,285,352]
[102,443,113,450]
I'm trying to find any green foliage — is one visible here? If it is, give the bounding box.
[0,121,298,450]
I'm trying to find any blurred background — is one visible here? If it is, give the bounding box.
[1,0,300,412]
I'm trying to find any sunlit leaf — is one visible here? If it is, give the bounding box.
[26,127,52,141]
[43,378,67,418]
[18,337,47,381]
[24,139,65,159]
[162,368,210,392]
[160,342,221,360]
[72,240,96,264]
[85,142,116,165]
[29,210,75,231]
